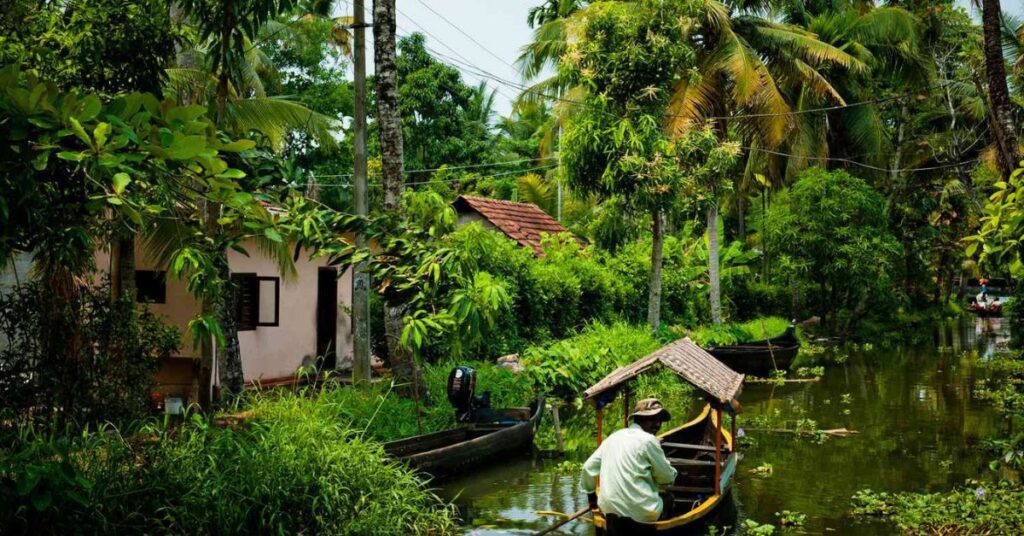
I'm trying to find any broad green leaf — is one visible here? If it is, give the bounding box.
[79,95,101,121]
[264,227,283,242]
[166,135,208,160]
[112,173,130,194]
[93,122,111,148]
[68,117,90,146]
[57,151,85,162]
[216,168,247,179]
[217,139,257,152]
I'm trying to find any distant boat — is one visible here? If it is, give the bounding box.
[968,301,1003,317]
[705,325,800,375]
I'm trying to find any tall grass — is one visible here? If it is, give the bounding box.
[1,386,458,535]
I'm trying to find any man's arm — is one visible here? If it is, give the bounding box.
[646,439,677,486]
[580,444,603,493]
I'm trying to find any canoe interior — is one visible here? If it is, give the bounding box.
[657,406,734,523]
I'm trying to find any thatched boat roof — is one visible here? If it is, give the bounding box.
[583,338,744,404]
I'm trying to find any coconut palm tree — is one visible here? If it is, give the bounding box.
[174,0,342,403]
[519,0,863,325]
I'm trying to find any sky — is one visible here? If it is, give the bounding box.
[347,0,1024,117]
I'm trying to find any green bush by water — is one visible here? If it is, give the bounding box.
[686,316,792,347]
[0,386,458,535]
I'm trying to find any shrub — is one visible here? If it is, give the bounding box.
[0,387,458,535]
[0,281,179,427]
[685,316,792,347]
[521,322,662,399]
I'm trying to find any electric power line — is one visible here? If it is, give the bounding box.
[312,156,558,179]
[312,164,558,188]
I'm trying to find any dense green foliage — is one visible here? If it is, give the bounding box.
[852,484,1024,535]
[0,388,457,535]
[764,168,903,334]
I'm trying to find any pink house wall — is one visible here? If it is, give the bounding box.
[95,239,354,388]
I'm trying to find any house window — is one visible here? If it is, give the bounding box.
[136,271,166,304]
[232,273,280,331]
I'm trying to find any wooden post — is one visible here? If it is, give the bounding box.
[596,406,604,447]
[623,390,630,428]
[714,408,722,496]
[551,402,564,455]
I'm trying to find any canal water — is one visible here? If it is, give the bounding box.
[437,317,1010,535]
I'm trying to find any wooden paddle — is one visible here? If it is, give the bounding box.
[534,507,591,536]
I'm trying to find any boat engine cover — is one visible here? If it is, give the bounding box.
[447,366,476,415]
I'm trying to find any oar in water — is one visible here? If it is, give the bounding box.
[534,507,590,536]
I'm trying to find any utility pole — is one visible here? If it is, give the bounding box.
[351,0,371,384]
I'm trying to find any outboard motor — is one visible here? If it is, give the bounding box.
[447,366,493,422]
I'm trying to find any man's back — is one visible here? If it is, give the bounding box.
[581,423,677,524]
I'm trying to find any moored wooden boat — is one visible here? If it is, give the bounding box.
[706,325,800,374]
[383,397,543,479]
[968,301,1003,317]
[582,338,744,534]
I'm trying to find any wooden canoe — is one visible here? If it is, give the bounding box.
[593,405,736,534]
[705,326,800,374]
[383,397,544,479]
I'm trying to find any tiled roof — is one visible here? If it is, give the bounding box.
[583,338,745,404]
[453,195,582,255]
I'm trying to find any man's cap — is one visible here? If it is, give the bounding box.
[631,398,671,421]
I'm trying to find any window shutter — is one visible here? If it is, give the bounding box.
[232,274,259,331]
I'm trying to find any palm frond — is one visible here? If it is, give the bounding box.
[228,97,342,151]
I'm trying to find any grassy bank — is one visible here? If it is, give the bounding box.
[1,387,458,535]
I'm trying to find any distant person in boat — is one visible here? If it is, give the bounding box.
[581,398,677,535]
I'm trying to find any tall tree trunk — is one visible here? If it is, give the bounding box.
[374,0,426,399]
[737,195,745,243]
[886,103,907,215]
[110,234,135,302]
[351,0,371,384]
[216,258,244,402]
[708,203,722,325]
[981,0,1021,178]
[647,208,664,330]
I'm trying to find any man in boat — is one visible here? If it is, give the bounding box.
[581,398,677,535]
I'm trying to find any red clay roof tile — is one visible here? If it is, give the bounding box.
[453,195,584,255]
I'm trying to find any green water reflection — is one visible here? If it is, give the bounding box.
[438,317,1008,535]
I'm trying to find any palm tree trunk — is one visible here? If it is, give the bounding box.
[708,203,722,325]
[374,0,426,399]
[647,207,664,330]
[981,0,1021,178]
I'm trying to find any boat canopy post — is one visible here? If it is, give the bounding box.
[622,389,630,428]
[714,407,722,496]
[596,405,604,447]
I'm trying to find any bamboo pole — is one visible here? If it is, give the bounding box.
[596,406,604,447]
[551,402,564,454]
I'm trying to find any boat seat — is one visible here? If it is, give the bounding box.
[661,442,730,453]
[666,485,713,494]
[667,458,717,467]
